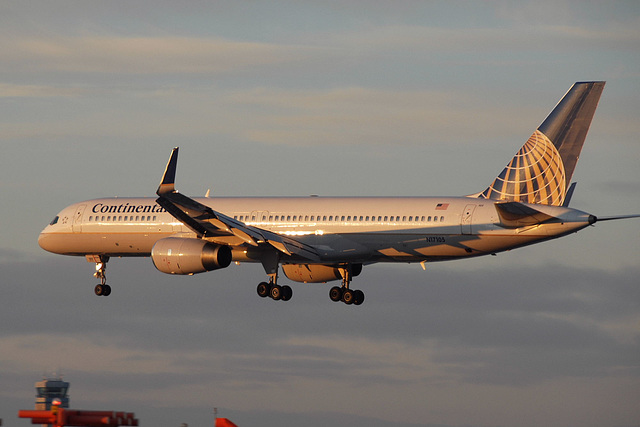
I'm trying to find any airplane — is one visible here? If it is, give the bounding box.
[38,81,639,305]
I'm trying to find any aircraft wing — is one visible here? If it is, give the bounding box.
[155,148,321,262]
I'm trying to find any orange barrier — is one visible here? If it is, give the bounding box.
[18,409,138,426]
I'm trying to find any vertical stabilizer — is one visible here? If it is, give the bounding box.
[479,81,605,206]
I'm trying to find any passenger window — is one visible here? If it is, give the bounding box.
[384,216,388,221]
[440,216,444,222]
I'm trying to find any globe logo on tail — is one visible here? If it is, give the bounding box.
[480,130,566,206]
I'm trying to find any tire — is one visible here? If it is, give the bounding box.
[342,289,355,305]
[281,285,293,301]
[270,284,283,300]
[102,284,112,297]
[257,282,270,298]
[94,284,104,296]
[353,290,364,305]
[329,286,343,302]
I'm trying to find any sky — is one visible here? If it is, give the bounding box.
[1,1,639,426]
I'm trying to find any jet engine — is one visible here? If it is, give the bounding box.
[151,237,232,275]
[282,263,362,283]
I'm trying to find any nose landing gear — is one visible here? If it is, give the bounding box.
[87,255,111,296]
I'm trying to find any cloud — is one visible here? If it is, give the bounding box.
[0,83,86,98]
[323,21,640,56]
[1,254,639,426]
[0,83,536,146]
[0,36,329,75]
[216,86,537,146]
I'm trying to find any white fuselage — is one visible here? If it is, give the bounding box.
[38,196,594,264]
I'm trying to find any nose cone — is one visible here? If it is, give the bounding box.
[38,229,69,254]
[38,231,56,253]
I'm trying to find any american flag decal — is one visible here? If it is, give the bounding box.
[435,203,449,210]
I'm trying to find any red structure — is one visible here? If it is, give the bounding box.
[215,418,239,427]
[18,409,138,427]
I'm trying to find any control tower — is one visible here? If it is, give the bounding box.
[35,377,70,410]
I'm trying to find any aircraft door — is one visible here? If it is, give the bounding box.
[461,204,476,235]
[72,204,86,232]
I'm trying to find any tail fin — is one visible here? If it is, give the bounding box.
[479,81,605,206]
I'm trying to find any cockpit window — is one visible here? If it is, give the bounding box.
[49,216,59,226]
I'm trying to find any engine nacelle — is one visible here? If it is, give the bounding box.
[151,237,232,275]
[282,263,362,283]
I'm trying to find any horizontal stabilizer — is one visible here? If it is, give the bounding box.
[495,201,556,228]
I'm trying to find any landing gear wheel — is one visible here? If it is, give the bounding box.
[281,285,293,301]
[353,289,364,305]
[342,289,355,305]
[270,284,283,300]
[329,286,343,302]
[257,282,271,298]
[94,284,112,296]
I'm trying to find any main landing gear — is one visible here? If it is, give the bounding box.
[256,281,293,301]
[256,262,293,301]
[87,255,112,296]
[329,265,365,305]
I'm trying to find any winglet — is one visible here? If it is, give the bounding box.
[157,147,179,195]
